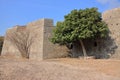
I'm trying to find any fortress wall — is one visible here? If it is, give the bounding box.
[1,26,22,58]
[26,19,45,60]
[102,8,120,20]
[1,19,69,60]
[27,19,69,60]
[102,8,120,59]
[43,25,69,59]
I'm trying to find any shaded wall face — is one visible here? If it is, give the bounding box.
[0,39,3,55]
[83,39,99,56]
[71,39,104,58]
[43,26,69,59]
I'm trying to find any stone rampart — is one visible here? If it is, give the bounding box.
[102,8,120,59]
[1,19,69,60]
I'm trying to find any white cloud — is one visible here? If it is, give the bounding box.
[97,0,120,9]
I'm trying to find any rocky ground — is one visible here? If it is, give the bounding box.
[0,57,120,80]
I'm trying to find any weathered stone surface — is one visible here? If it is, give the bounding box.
[1,26,24,58]
[102,8,120,59]
[1,19,69,60]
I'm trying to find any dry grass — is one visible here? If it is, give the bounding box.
[49,58,120,77]
[0,57,120,80]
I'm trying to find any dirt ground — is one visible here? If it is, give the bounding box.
[0,57,120,80]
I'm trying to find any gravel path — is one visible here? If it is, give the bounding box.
[0,58,120,80]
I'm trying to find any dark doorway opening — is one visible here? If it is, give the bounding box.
[94,41,97,47]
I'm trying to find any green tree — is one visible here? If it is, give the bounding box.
[51,8,108,58]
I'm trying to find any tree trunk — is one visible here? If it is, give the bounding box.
[79,40,87,59]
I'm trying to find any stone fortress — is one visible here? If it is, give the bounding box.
[1,8,120,59]
[1,19,68,60]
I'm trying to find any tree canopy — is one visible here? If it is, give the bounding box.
[51,8,108,58]
[51,8,108,45]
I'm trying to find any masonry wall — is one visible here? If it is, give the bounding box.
[43,23,69,59]
[102,8,120,59]
[26,19,45,60]
[1,19,69,60]
[1,26,23,58]
[27,19,69,60]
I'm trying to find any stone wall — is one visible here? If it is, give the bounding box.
[1,26,24,58]
[43,26,69,59]
[102,8,120,59]
[1,19,69,60]
[26,19,45,60]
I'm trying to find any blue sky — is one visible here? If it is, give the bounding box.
[0,0,120,36]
